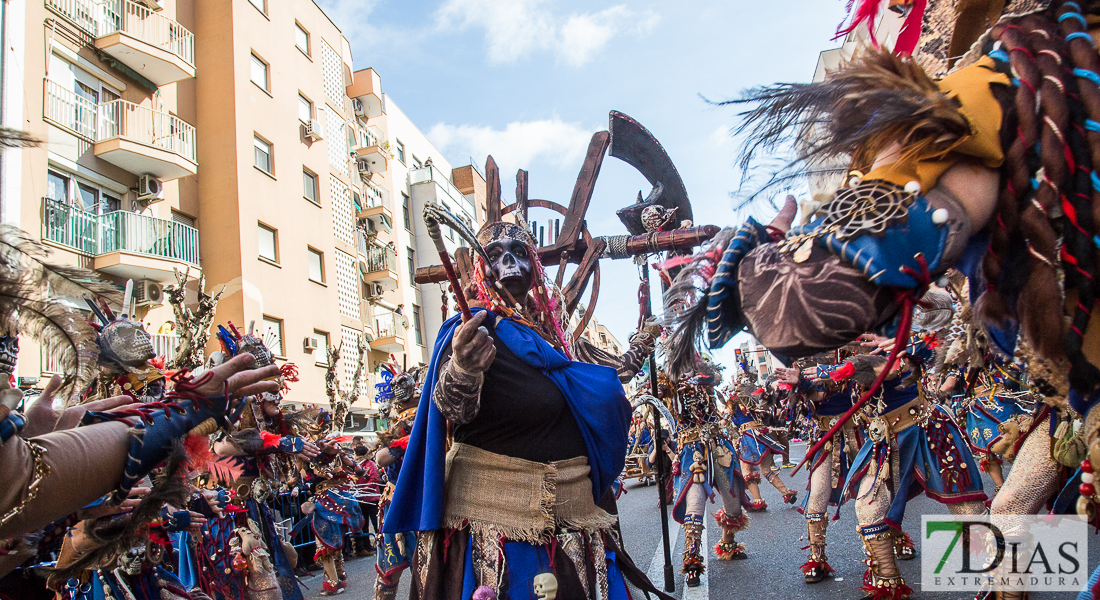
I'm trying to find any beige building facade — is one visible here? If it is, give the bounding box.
[6,0,471,433]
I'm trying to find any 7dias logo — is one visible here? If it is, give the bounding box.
[921,515,1088,592]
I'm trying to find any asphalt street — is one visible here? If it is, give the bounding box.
[307,441,1099,599]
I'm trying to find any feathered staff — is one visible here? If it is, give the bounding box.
[0,226,119,403]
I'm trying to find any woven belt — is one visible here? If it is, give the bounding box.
[883,396,926,433]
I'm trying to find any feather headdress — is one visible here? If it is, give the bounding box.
[724,48,971,204]
[0,226,119,402]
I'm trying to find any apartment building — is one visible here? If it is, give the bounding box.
[12,0,200,380]
[7,0,468,430]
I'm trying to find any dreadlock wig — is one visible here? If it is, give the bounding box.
[472,221,573,358]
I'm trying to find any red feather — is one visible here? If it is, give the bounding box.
[836,0,883,45]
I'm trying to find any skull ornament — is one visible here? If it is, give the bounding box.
[98,319,155,371]
[0,335,17,376]
[640,205,677,233]
[237,334,275,369]
[532,573,558,600]
[867,416,889,443]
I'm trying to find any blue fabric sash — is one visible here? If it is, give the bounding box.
[384,308,630,534]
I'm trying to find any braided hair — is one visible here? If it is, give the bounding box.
[980,1,1100,392]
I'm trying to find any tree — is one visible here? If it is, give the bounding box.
[324,334,368,435]
[164,267,224,371]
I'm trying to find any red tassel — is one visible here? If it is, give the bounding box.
[831,362,855,383]
[893,0,927,55]
[836,0,884,45]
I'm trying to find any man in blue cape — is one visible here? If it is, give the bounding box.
[383,222,671,600]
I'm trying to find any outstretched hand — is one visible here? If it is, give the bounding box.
[22,375,139,438]
[193,353,281,399]
[452,311,495,374]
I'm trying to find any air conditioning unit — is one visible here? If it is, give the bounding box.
[134,280,164,306]
[353,98,365,116]
[137,175,163,203]
[365,283,384,298]
[356,158,371,176]
[305,118,324,141]
[303,336,319,352]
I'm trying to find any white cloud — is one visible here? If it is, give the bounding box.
[427,118,598,176]
[435,0,659,66]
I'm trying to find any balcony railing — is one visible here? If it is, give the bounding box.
[99,99,196,162]
[151,333,177,364]
[43,198,98,254]
[44,81,197,165]
[363,180,386,209]
[46,0,98,34]
[47,0,194,67]
[101,0,195,66]
[44,79,98,141]
[43,198,200,266]
[374,311,406,339]
[409,164,476,218]
[361,244,396,274]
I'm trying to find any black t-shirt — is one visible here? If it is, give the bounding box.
[443,333,588,463]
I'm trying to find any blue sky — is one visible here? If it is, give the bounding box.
[319,0,851,369]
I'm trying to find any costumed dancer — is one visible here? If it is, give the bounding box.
[372,364,420,600]
[661,3,1100,595]
[728,383,797,511]
[383,221,668,599]
[775,357,863,585]
[959,360,1032,494]
[299,439,365,595]
[835,350,987,599]
[204,323,318,600]
[667,360,750,588]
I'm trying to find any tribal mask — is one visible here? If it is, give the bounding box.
[0,335,17,376]
[477,222,538,300]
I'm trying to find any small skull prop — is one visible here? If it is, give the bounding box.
[237,334,275,369]
[867,416,888,443]
[532,573,558,600]
[98,319,155,371]
[0,335,18,376]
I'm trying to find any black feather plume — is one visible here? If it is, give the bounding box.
[660,227,736,379]
[0,226,120,402]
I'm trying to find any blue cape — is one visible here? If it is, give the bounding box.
[383,308,629,534]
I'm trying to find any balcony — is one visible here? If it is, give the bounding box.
[358,181,392,233]
[43,198,200,282]
[359,242,398,291]
[46,0,195,87]
[370,311,406,353]
[44,81,197,180]
[95,99,197,179]
[347,68,384,119]
[409,164,476,218]
[96,0,195,86]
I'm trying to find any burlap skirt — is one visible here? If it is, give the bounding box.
[411,444,671,600]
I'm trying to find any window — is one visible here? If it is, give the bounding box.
[298,94,313,123]
[407,248,416,282]
[307,247,325,283]
[411,155,422,171]
[303,169,318,204]
[250,53,269,91]
[254,135,273,174]
[442,203,454,240]
[249,0,266,14]
[412,304,424,346]
[262,316,284,356]
[395,139,406,164]
[46,171,69,203]
[295,22,310,56]
[402,192,411,231]
[171,211,196,228]
[258,223,277,262]
[313,330,329,364]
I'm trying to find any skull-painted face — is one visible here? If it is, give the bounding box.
[260,390,282,417]
[0,335,17,376]
[486,237,534,300]
[99,319,155,370]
